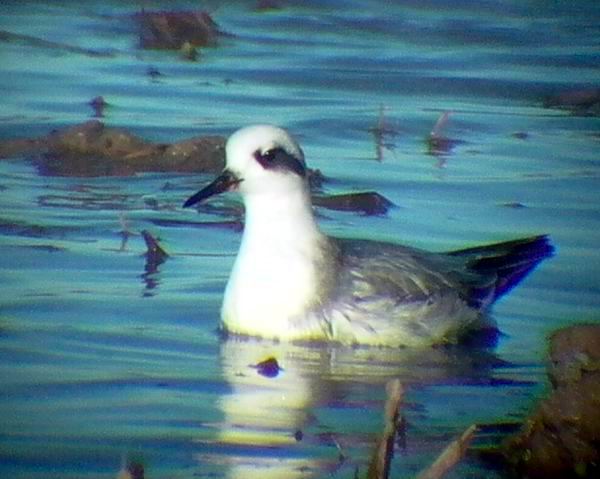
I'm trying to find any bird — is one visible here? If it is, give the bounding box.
[183,125,553,347]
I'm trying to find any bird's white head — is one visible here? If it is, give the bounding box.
[183,125,308,207]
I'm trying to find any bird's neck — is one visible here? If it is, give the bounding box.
[243,185,322,246]
[222,185,335,340]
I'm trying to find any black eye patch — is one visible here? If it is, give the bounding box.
[253,147,306,178]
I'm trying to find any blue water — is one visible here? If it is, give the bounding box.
[1,1,599,478]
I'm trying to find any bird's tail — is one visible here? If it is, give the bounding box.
[448,235,554,307]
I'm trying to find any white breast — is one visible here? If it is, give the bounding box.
[221,185,330,340]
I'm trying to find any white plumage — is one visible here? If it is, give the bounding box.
[184,125,553,347]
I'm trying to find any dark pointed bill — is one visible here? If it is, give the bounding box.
[183,169,241,208]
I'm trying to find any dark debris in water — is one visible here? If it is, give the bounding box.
[313,191,394,216]
[543,87,600,116]
[141,230,169,266]
[0,121,395,217]
[37,192,130,210]
[502,323,600,478]
[511,131,529,141]
[135,10,222,50]
[426,135,464,157]
[89,96,108,118]
[368,104,398,162]
[426,111,464,158]
[0,120,226,177]
[140,230,169,294]
[499,201,527,209]
[0,243,67,253]
[0,218,75,239]
[23,244,66,253]
[146,66,163,80]
[253,356,283,378]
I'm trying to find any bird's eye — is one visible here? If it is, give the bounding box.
[253,147,306,177]
[256,149,276,163]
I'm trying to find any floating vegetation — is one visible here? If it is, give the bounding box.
[313,191,394,216]
[135,10,222,50]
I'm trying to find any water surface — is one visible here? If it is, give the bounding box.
[1,1,599,478]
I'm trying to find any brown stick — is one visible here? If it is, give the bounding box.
[366,379,404,479]
[416,424,477,479]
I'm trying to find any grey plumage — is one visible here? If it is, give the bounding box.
[309,235,553,346]
[183,125,554,347]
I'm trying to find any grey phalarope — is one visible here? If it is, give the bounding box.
[184,125,553,347]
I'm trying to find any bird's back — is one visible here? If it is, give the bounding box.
[320,235,553,346]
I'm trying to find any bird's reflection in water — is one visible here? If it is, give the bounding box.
[196,336,504,478]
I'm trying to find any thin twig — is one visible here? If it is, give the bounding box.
[366,379,404,479]
[416,424,477,479]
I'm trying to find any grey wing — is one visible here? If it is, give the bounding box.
[324,239,491,346]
